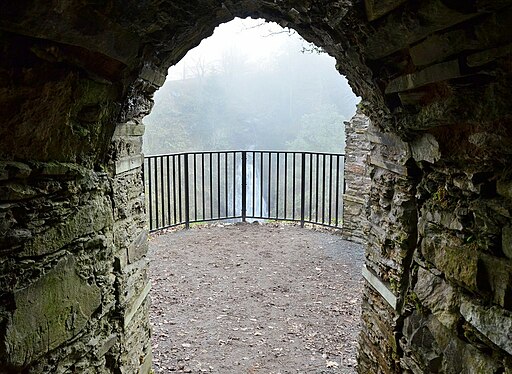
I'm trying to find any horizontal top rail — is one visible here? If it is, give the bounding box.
[144,150,346,232]
[145,150,345,158]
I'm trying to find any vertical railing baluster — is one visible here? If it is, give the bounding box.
[233,152,236,218]
[268,152,272,218]
[242,151,247,222]
[193,154,197,222]
[260,152,263,217]
[184,154,190,229]
[154,157,159,229]
[322,154,326,224]
[210,153,213,220]
[315,154,319,224]
[167,156,171,227]
[335,155,340,227]
[217,153,221,219]
[328,154,333,226]
[178,155,182,223]
[161,156,165,227]
[300,152,306,228]
[202,153,205,221]
[147,157,153,230]
[276,152,280,219]
[224,152,228,218]
[173,155,177,225]
[292,153,296,220]
[284,153,288,220]
[309,153,313,222]
[252,151,255,218]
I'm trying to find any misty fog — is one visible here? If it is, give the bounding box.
[142,18,360,155]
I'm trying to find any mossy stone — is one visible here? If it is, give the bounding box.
[3,255,101,368]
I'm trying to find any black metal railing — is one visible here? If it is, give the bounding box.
[144,151,345,232]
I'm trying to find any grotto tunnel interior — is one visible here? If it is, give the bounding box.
[1,0,512,372]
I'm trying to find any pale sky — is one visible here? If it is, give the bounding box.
[168,17,327,80]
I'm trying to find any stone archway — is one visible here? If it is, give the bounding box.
[1,1,512,373]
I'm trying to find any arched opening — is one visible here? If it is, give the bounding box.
[143,17,365,372]
[143,17,360,155]
[1,1,512,373]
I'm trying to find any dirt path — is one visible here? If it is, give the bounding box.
[149,223,364,373]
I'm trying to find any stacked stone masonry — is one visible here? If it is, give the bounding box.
[1,0,512,373]
[342,111,371,244]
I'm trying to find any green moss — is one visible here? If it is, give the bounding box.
[406,291,428,314]
[5,256,101,368]
[432,185,449,208]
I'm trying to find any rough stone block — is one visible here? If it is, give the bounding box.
[364,0,407,21]
[21,195,113,257]
[410,29,469,66]
[115,155,143,175]
[460,299,512,355]
[140,63,167,87]
[414,266,458,329]
[502,225,512,260]
[411,133,440,164]
[362,265,397,309]
[3,255,101,368]
[469,132,512,154]
[424,209,463,231]
[0,161,32,180]
[369,156,408,176]
[95,334,118,358]
[0,184,39,201]
[127,230,148,264]
[428,313,501,373]
[359,283,401,371]
[113,121,145,137]
[497,179,512,201]
[421,232,483,293]
[467,43,512,67]
[366,0,477,59]
[401,312,441,373]
[480,254,512,309]
[385,60,462,94]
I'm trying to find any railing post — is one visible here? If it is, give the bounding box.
[184,153,190,229]
[241,151,247,222]
[300,152,306,228]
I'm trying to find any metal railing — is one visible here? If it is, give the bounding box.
[144,151,345,232]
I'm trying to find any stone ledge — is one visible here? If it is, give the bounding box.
[362,265,397,310]
[467,43,512,67]
[115,155,143,175]
[369,155,408,176]
[140,351,153,374]
[127,230,148,264]
[385,60,462,94]
[364,0,407,21]
[343,194,366,204]
[460,299,512,355]
[124,281,151,329]
[140,63,167,87]
[113,121,145,137]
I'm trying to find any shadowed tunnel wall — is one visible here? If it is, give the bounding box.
[1,1,512,373]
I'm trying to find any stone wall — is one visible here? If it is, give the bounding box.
[342,111,371,243]
[356,123,512,373]
[0,30,156,372]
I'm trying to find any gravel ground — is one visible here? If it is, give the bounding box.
[149,223,364,374]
